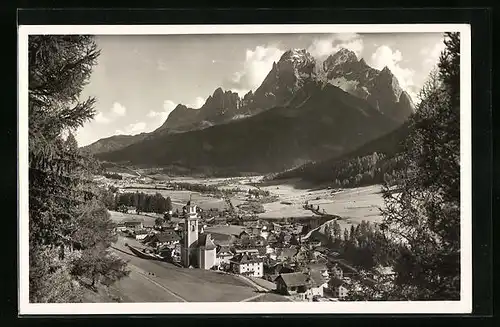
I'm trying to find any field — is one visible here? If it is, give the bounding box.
[248,293,292,302]
[113,174,385,231]
[106,236,273,302]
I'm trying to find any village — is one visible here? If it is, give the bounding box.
[108,176,396,302]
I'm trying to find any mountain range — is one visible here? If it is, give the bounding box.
[85,47,415,175]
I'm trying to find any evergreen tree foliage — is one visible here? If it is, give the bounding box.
[28,36,128,302]
[380,32,461,300]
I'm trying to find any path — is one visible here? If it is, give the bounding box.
[237,275,270,292]
[127,263,187,302]
[241,293,266,302]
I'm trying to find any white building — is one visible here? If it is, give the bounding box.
[215,246,234,269]
[328,277,349,299]
[180,201,217,270]
[275,271,326,301]
[229,253,264,277]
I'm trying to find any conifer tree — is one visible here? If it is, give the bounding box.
[28,35,128,302]
[380,32,461,300]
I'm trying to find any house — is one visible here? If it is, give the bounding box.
[294,246,311,262]
[134,229,149,240]
[328,277,349,299]
[252,235,267,247]
[292,225,304,235]
[124,220,143,230]
[115,222,127,232]
[331,259,358,277]
[275,247,298,261]
[234,248,259,256]
[281,233,292,245]
[162,221,180,231]
[148,230,181,248]
[267,233,278,245]
[265,262,295,276]
[275,271,326,301]
[215,245,234,269]
[329,263,344,279]
[308,262,329,279]
[260,230,269,240]
[229,253,264,277]
[270,223,282,233]
[142,220,156,230]
[373,266,396,281]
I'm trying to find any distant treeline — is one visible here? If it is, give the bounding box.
[158,165,260,178]
[170,182,243,196]
[275,152,405,188]
[248,188,270,197]
[102,190,172,214]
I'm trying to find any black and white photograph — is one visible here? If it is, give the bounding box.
[18,24,472,314]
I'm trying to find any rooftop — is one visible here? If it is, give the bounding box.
[328,276,346,288]
[230,253,262,264]
[198,233,217,250]
[277,271,325,288]
[153,230,181,243]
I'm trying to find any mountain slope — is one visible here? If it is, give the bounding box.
[81,133,149,155]
[86,47,415,156]
[96,81,401,174]
[272,121,411,186]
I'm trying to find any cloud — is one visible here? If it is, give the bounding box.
[307,33,364,60]
[188,96,205,109]
[163,100,177,112]
[228,44,285,93]
[113,122,147,136]
[420,41,446,66]
[231,88,251,97]
[157,60,169,71]
[94,112,111,124]
[111,102,127,116]
[128,122,146,134]
[369,45,416,99]
[147,100,178,121]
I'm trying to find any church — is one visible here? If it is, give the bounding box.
[180,201,217,269]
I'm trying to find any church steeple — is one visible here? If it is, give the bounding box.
[181,195,199,267]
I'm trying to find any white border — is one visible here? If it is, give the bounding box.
[18,24,472,315]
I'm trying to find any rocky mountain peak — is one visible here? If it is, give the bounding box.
[381,66,393,75]
[323,48,358,69]
[277,49,316,72]
[213,87,224,97]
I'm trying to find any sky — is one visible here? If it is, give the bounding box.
[75,32,446,147]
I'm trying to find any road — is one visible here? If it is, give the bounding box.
[109,236,271,302]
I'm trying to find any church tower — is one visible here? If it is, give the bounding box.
[181,199,199,267]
